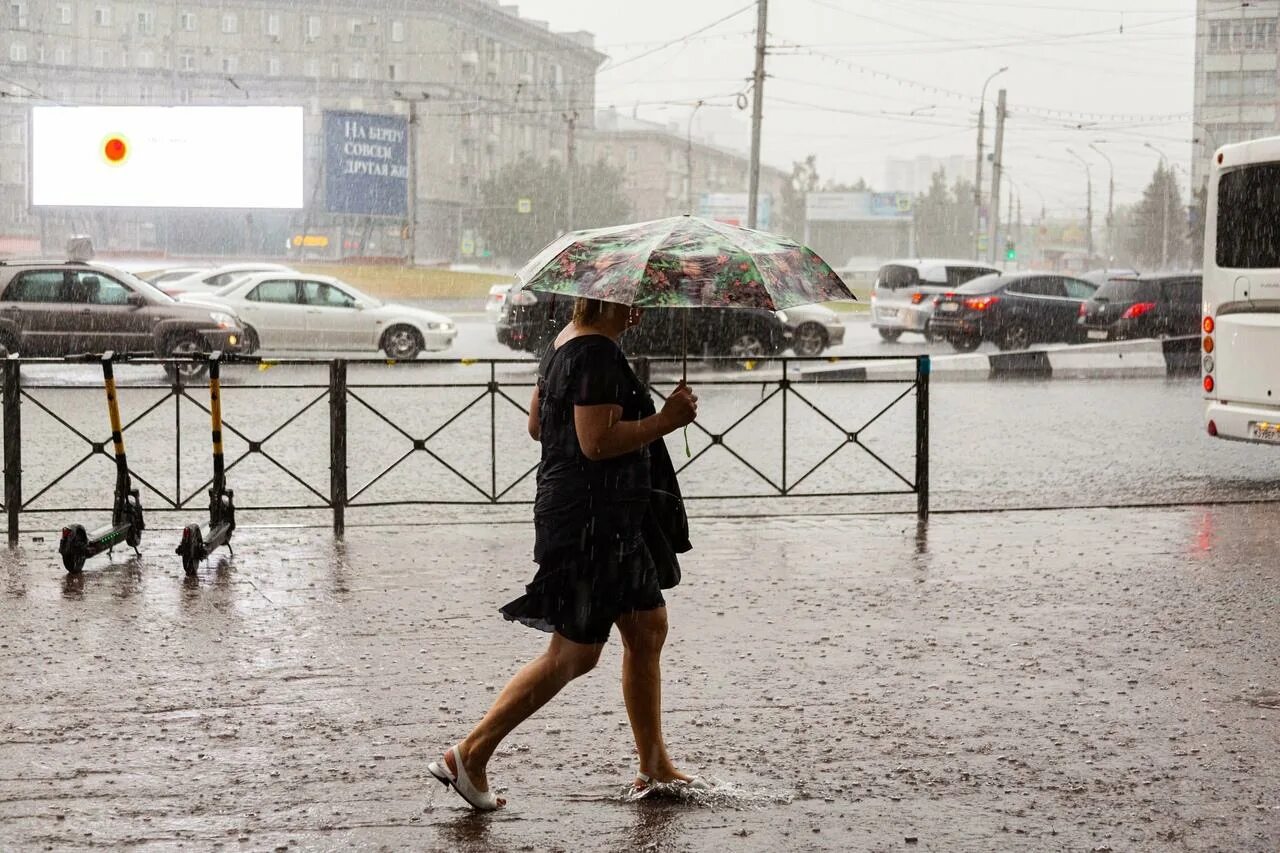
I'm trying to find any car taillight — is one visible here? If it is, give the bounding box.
[911,292,925,304]
[509,290,537,307]
[1121,301,1157,320]
[964,296,999,311]
[931,296,941,306]
[1078,302,1088,317]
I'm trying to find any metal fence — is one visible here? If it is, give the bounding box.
[0,353,929,544]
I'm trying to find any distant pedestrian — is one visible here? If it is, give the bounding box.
[428,297,699,810]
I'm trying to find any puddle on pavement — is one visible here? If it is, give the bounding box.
[615,776,793,809]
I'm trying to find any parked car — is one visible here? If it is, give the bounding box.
[1079,267,1141,287]
[929,272,1098,352]
[178,272,455,358]
[777,303,845,356]
[157,262,295,296]
[0,259,244,377]
[497,289,787,360]
[485,282,514,323]
[870,259,1000,341]
[1078,273,1203,342]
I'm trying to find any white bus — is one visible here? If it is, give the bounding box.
[1203,136,1280,445]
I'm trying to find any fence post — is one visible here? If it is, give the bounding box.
[915,355,930,521]
[3,356,19,547]
[329,359,347,538]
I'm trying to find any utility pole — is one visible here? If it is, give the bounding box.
[746,0,767,229]
[986,88,1006,264]
[974,66,1007,260]
[1089,143,1115,264]
[406,98,419,265]
[563,110,578,233]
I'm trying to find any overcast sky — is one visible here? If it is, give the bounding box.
[515,0,1199,220]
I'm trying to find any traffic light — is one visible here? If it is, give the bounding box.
[1004,236,1016,261]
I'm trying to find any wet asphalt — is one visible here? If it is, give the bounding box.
[1,507,1277,851]
[1,314,1278,850]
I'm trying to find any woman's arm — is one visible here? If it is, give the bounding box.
[528,387,541,441]
[574,383,697,461]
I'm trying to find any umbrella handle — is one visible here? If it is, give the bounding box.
[684,425,691,458]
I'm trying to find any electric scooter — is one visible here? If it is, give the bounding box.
[59,353,145,573]
[176,352,235,575]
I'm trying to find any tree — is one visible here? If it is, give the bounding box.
[1121,163,1189,271]
[912,169,975,258]
[475,155,632,264]
[778,154,820,240]
[1188,183,1207,268]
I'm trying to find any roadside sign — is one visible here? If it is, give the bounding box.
[461,237,475,256]
[516,198,532,214]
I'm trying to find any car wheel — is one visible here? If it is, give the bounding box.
[950,334,982,353]
[727,331,768,368]
[923,326,943,344]
[241,325,260,355]
[997,324,1031,351]
[878,328,903,342]
[164,334,209,382]
[382,325,423,360]
[791,322,828,357]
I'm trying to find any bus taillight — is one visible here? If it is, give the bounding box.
[1204,375,1215,393]
[1203,316,1215,334]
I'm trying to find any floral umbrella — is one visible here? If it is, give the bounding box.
[518,216,854,312]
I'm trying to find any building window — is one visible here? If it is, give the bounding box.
[391,20,405,42]
[1208,18,1278,52]
[267,56,281,76]
[180,11,196,31]
[135,10,153,34]
[178,87,192,104]
[348,17,362,35]
[304,57,320,77]
[93,46,108,66]
[306,16,321,40]
[179,51,195,72]
[1207,71,1242,99]
[93,6,110,27]
[54,46,70,64]
[8,43,27,63]
[627,146,638,162]
[265,12,280,37]
[57,4,70,24]
[10,1,27,29]
[221,55,237,73]
[387,63,400,81]
[221,13,237,34]
[1243,71,1276,97]
[138,84,152,103]
[137,50,153,68]
[348,60,364,80]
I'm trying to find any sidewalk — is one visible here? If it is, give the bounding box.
[1,506,1277,851]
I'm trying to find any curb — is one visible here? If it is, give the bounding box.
[800,336,1200,382]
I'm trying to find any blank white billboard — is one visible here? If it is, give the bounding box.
[30,106,304,209]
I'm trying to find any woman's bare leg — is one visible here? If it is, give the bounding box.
[617,607,691,785]
[444,632,603,801]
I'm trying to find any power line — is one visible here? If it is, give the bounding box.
[596,2,756,74]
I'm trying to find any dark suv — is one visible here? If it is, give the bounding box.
[929,272,1098,351]
[497,290,787,360]
[1078,274,1202,341]
[0,261,244,371]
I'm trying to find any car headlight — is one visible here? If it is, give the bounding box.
[209,311,237,329]
[776,311,789,323]
[427,321,455,331]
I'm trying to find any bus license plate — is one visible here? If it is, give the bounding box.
[1087,329,1108,340]
[1250,422,1280,443]
[939,303,960,312]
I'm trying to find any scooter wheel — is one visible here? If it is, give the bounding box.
[62,550,86,574]
[179,525,203,576]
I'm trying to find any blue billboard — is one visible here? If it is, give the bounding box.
[323,111,409,217]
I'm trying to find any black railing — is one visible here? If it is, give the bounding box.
[0,352,929,544]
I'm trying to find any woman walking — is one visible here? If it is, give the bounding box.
[428,297,699,811]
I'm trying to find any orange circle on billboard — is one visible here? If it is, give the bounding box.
[103,135,128,165]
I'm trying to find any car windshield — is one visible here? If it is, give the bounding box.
[102,267,176,303]
[215,276,254,296]
[955,274,1005,294]
[1097,279,1160,302]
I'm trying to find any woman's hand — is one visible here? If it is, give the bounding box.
[659,382,698,430]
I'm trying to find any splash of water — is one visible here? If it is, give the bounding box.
[619,776,793,809]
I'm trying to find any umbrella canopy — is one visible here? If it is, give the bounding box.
[518,216,854,311]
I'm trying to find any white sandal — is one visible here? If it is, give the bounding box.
[428,745,502,811]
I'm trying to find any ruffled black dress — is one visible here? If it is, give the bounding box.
[499,335,665,645]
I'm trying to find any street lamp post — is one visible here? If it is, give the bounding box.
[1145,142,1171,270]
[1066,148,1094,262]
[686,100,704,215]
[974,66,1008,261]
[1088,142,1114,264]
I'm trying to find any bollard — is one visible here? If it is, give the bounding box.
[3,356,20,547]
[329,360,348,538]
[915,355,930,521]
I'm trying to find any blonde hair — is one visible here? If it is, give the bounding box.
[572,297,629,326]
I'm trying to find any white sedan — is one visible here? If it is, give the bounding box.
[159,262,296,296]
[178,272,456,359]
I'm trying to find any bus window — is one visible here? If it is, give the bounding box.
[1217,164,1280,269]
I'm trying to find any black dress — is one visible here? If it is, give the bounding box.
[499,335,666,645]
